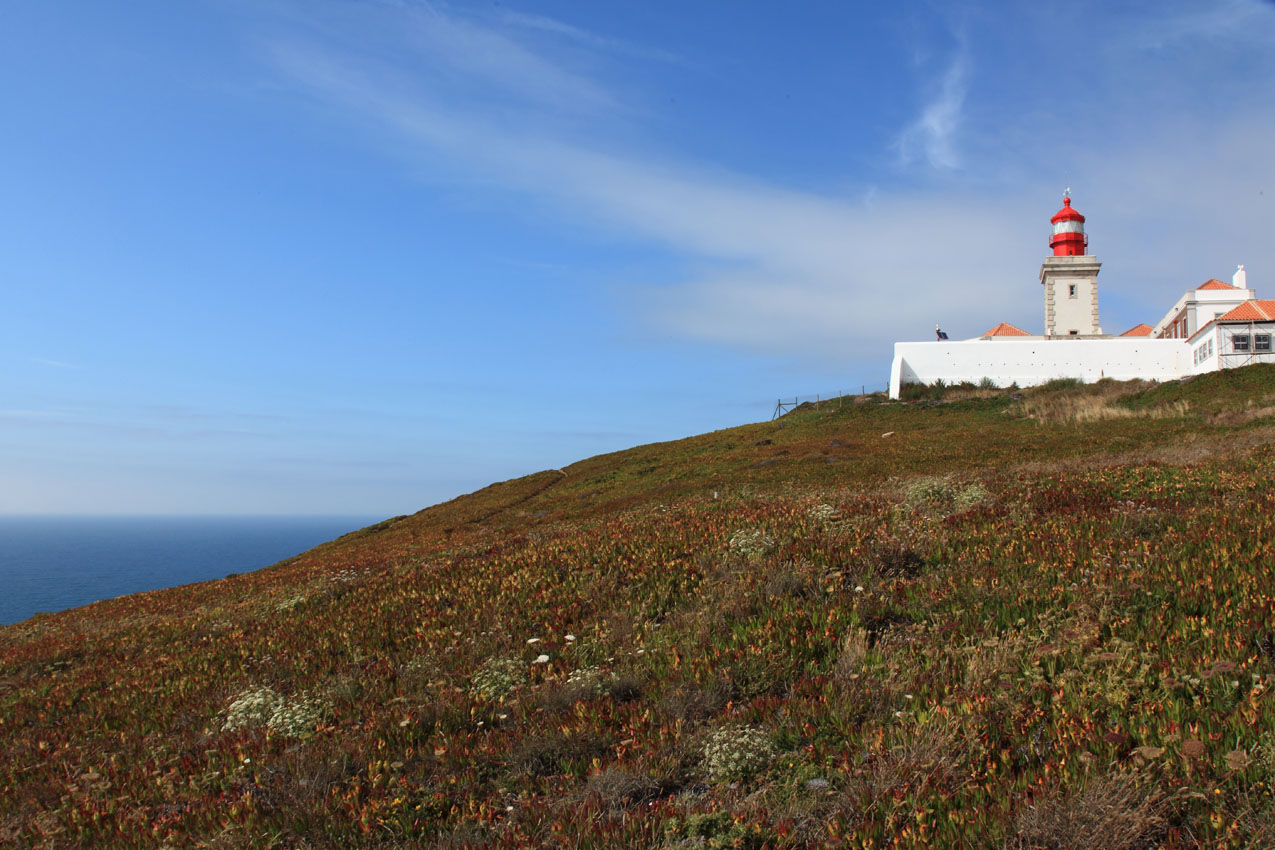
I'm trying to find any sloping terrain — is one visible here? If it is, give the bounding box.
[4,368,1275,848]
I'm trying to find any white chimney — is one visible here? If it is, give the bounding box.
[1234,264,1248,290]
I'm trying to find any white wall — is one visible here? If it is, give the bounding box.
[889,338,1188,398]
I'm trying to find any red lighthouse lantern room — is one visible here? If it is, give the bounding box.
[1049,195,1088,256]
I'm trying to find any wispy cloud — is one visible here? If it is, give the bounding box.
[265,3,1275,361]
[406,4,617,114]
[29,357,75,369]
[269,23,1037,354]
[495,8,681,64]
[896,43,969,171]
[1129,0,1274,50]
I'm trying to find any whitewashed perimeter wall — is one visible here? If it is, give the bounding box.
[889,339,1188,399]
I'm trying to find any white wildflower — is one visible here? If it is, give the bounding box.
[223,685,326,737]
[266,694,325,738]
[274,594,306,612]
[809,503,837,522]
[223,686,281,732]
[702,725,776,783]
[728,529,775,559]
[565,666,612,697]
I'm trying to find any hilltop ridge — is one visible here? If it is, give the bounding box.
[4,368,1275,847]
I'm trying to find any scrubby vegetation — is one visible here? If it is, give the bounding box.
[5,368,1275,847]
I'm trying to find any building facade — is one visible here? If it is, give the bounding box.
[888,196,1258,398]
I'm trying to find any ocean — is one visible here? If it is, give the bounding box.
[0,515,379,626]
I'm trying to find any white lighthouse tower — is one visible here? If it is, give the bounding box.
[1041,194,1104,337]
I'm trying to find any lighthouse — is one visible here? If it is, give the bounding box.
[1041,193,1103,337]
[1049,196,1087,256]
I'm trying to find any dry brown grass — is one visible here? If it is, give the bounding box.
[1012,382,1190,424]
[845,713,977,815]
[940,385,1005,401]
[832,627,870,681]
[1209,398,1275,426]
[1006,771,1175,850]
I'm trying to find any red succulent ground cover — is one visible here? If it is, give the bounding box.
[4,369,1275,848]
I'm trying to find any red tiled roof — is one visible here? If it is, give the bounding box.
[1197,279,1238,291]
[1217,300,1275,322]
[1119,323,1153,337]
[983,321,1031,337]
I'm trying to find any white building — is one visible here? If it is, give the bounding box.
[888,196,1260,398]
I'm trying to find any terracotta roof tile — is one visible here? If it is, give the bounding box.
[1197,279,1238,291]
[982,321,1031,337]
[1217,300,1275,322]
[1119,323,1153,337]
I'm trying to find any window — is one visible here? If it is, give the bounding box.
[1234,334,1250,352]
[1068,284,1077,298]
[1258,334,1271,352]
[1069,330,1078,336]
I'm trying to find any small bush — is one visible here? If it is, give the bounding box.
[1038,377,1085,392]
[607,672,644,703]
[899,379,949,401]
[514,731,611,778]
[662,812,770,850]
[868,541,927,578]
[702,725,776,783]
[903,477,988,515]
[661,680,729,723]
[585,767,662,812]
[471,656,527,701]
[540,666,612,712]
[764,562,819,600]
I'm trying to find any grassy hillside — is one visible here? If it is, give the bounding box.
[5,368,1275,848]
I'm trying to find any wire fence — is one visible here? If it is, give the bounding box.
[771,385,889,420]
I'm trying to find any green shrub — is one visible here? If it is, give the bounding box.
[471,656,527,700]
[903,477,988,515]
[662,812,770,849]
[702,725,776,783]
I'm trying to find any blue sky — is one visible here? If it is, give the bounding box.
[2,1,1273,516]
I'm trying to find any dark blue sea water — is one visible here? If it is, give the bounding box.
[0,516,380,626]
